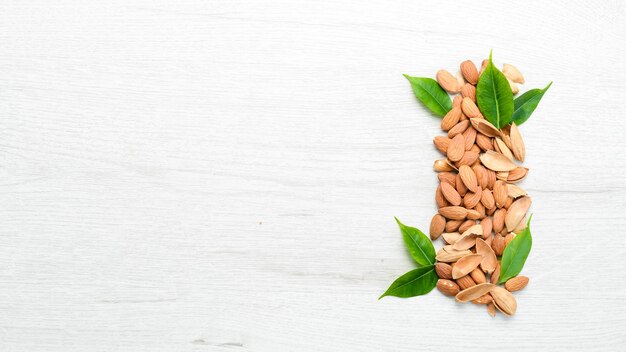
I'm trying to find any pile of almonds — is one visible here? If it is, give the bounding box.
[428,60,531,317]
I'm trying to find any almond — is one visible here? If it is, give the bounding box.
[493,208,506,233]
[507,184,527,198]
[490,262,501,284]
[437,172,456,186]
[445,219,463,233]
[455,173,467,196]
[461,97,481,118]
[441,106,462,131]
[470,118,500,137]
[480,151,517,172]
[509,122,525,161]
[505,196,531,232]
[470,268,487,284]
[448,119,470,138]
[440,181,462,206]
[487,302,497,317]
[435,184,449,208]
[452,254,483,279]
[460,60,479,85]
[475,238,497,274]
[439,206,467,220]
[458,165,479,192]
[479,59,488,76]
[472,165,488,189]
[436,69,461,93]
[455,283,494,303]
[480,188,496,209]
[456,150,479,167]
[455,70,466,87]
[502,63,525,84]
[491,234,506,256]
[486,169,496,189]
[507,78,519,95]
[475,133,494,151]
[480,217,493,239]
[433,136,451,154]
[490,286,517,316]
[433,159,455,172]
[507,167,528,183]
[437,279,460,296]
[461,83,476,101]
[505,276,529,292]
[452,95,463,108]
[504,196,513,209]
[505,232,516,246]
[463,188,482,209]
[458,219,476,234]
[442,231,461,245]
[466,209,481,220]
[456,275,477,290]
[435,262,453,279]
[474,202,486,221]
[429,214,446,240]
[493,180,508,208]
[447,134,465,162]
[462,127,476,151]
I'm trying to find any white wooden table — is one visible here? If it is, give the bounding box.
[1,1,625,350]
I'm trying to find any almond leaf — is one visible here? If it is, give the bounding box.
[512,82,552,125]
[476,51,514,128]
[498,216,533,284]
[403,75,452,117]
[379,265,438,299]
[395,217,436,266]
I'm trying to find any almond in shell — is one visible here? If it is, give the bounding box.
[505,196,531,232]
[490,286,517,316]
[509,122,525,161]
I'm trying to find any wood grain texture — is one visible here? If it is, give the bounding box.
[1,0,625,350]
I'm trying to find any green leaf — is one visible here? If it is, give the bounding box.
[512,82,552,125]
[498,216,533,284]
[403,75,452,117]
[394,217,435,266]
[379,265,438,299]
[476,51,514,128]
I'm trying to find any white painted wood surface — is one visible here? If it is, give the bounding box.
[1,1,625,350]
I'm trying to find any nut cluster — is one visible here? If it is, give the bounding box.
[429,60,530,317]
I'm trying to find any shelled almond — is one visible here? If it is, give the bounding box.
[432,59,532,317]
